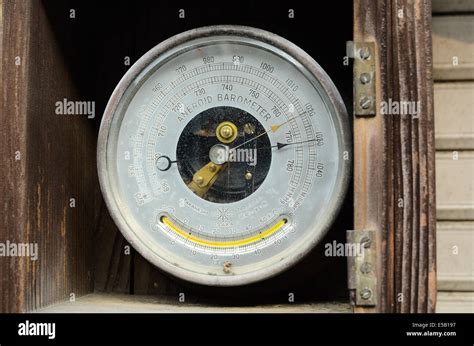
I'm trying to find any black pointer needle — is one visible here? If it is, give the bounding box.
[272,138,318,150]
[157,138,318,171]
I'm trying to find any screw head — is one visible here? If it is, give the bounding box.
[359,96,372,110]
[360,287,372,300]
[359,47,371,60]
[216,121,238,143]
[220,125,233,139]
[360,72,371,84]
[223,261,232,273]
[245,172,253,180]
[208,164,217,173]
[360,262,372,274]
[360,236,372,248]
[195,176,204,186]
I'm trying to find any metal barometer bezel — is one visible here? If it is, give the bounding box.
[97,25,351,286]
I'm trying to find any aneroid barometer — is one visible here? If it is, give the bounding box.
[98,26,350,286]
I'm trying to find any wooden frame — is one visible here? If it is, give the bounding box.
[0,0,97,312]
[1,0,437,313]
[353,0,436,312]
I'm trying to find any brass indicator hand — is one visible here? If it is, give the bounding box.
[187,162,227,197]
[231,111,309,150]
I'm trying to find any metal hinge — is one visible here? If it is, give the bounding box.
[347,230,377,307]
[347,41,376,117]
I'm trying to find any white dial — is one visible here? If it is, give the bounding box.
[98,26,350,286]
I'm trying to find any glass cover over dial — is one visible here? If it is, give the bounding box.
[98,26,350,286]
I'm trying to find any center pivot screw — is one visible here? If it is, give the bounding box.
[216,121,238,143]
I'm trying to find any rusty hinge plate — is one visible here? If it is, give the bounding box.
[347,230,377,307]
[347,41,376,117]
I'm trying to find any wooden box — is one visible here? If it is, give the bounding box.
[0,0,436,313]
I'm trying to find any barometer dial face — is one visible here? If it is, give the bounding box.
[98,26,350,286]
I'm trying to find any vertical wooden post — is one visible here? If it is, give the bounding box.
[0,0,97,312]
[353,0,436,312]
[0,0,29,313]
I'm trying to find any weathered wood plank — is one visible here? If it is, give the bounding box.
[0,0,29,313]
[0,0,97,312]
[25,1,98,312]
[432,0,474,14]
[35,293,351,313]
[436,151,474,220]
[437,222,474,291]
[433,16,474,80]
[434,82,474,149]
[354,0,437,313]
[436,292,474,313]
